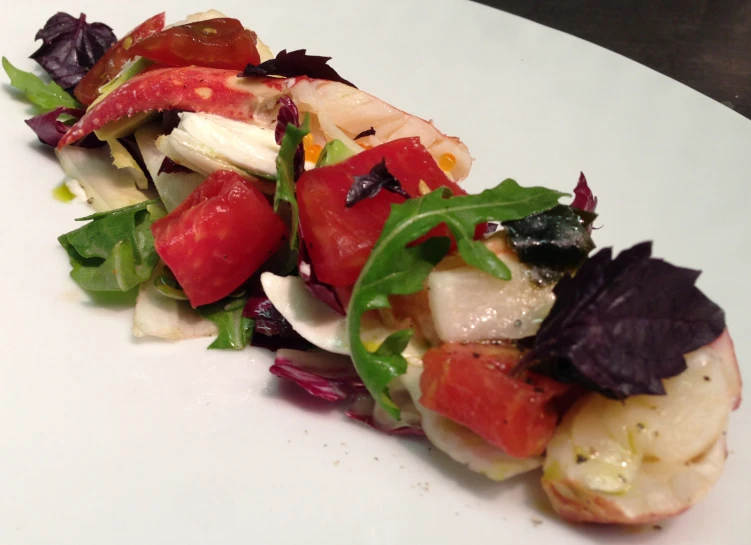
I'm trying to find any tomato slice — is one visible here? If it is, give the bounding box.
[74,12,166,106]
[128,18,260,71]
[420,343,570,458]
[297,137,467,287]
[151,170,287,307]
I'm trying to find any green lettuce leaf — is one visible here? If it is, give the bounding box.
[346,180,568,418]
[198,297,254,350]
[274,113,310,249]
[2,57,81,111]
[58,200,162,292]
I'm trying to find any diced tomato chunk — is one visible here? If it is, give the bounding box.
[297,137,466,287]
[151,170,287,307]
[420,343,570,458]
[128,18,260,71]
[74,12,166,105]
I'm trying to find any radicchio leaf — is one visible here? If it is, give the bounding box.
[345,393,425,436]
[157,157,193,175]
[354,127,376,140]
[270,349,364,402]
[30,12,117,89]
[25,106,83,147]
[345,159,410,208]
[298,243,346,315]
[275,96,304,181]
[243,295,311,350]
[571,172,598,213]
[240,49,356,88]
[524,241,726,399]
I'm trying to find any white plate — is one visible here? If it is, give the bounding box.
[1,1,749,543]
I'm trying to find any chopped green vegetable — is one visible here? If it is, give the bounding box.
[58,200,162,292]
[346,180,567,418]
[93,57,151,106]
[2,57,81,111]
[315,139,355,168]
[275,113,310,249]
[198,297,254,350]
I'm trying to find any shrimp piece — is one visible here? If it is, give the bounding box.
[542,329,742,524]
[290,78,471,181]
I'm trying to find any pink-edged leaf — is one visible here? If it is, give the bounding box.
[571,172,598,213]
[25,106,84,146]
[270,349,364,402]
[345,394,425,436]
[297,243,345,315]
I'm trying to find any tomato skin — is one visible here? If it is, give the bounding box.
[151,170,287,307]
[128,18,260,71]
[297,137,467,286]
[74,12,166,105]
[420,343,570,458]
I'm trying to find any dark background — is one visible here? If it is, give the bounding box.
[475,0,751,118]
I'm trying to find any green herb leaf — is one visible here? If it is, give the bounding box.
[198,297,254,350]
[275,113,310,249]
[58,200,161,292]
[2,57,81,111]
[315,139,355,168]
[347,180,567,418]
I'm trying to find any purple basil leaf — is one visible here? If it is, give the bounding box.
[270,349,364,402]
[571,172,598,213]
[345,394,425,436]
[240,49,356,88]
[157,157,193,175]
[243,295,312,350]
[345,159,410,208]
[298,244,346,315]
[274,96,304,179]
[526,241,726,399]
[24,106,83,146]
[354,126,376,140]
[30,12,117,89]
[162,110,183,135]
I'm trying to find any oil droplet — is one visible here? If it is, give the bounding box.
[52,182,75,203]
[438,153,456,171]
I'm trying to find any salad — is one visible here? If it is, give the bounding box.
[4,8,742,526]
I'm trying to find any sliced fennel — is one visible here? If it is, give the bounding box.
[57,146,151,212]
[134,124,205,211]
[107,138,149,190]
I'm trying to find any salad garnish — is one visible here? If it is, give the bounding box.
[347,181,566,418]
[24,106,85,147]
[2,57,81,110]
[353,126,376,140]
[30,12,116,89]
[275,111,310,250]
[522,241,727,399]
[240,48,356,88]
[345,159,410,207]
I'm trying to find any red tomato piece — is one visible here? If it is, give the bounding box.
[297,137,467,286]
[128,18,260,71]
[74,12,166,106]
[420,343,570,458]
[151,170,287,307]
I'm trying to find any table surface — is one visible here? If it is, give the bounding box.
[477,0,751,118]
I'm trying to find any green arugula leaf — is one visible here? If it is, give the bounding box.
[347,180,567,418]
[198,297,254,350]
[315,139,355,168]
[274,113,310,249]
[2,57,81,111]
[58,200,162,293]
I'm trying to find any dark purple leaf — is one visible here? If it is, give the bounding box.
[345,394,425,436]
[157,157,193,175]
[270,349,364,402]
[524,241,726,399]
[243,295,312,350]
[354,127,376,140]
[30,12,117,89]
[162,110,183,135]
[274,96,304,180]
[298,243,346,315]
[345,159,410,208]
[571,172,598,213]
[24,106,83,146]
[240,49,356,88]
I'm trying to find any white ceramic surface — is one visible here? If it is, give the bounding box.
[0,1,749,543]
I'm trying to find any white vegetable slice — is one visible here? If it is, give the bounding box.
[107,138,149,190]
[400,365,543,481]
[134,124,205,211]
[133,266,217,340]
[56,146,151,212]
[427,237,555,342]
